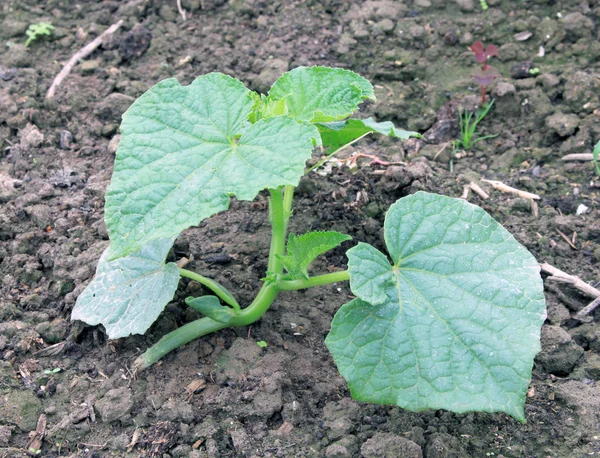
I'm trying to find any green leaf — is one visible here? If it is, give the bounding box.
[186,296,236,324]
[266,66,375,123]
[279,231,352,279]
[318,117,420,154]
[71,238,180,339]
[326,191,546,422]
[105,73,319,260]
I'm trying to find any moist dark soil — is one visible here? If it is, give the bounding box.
[1,0,600,457]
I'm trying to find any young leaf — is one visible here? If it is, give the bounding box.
[71,238,180,339]
[279,231,351,279]
[266,66,375,123]
[186,296,236,324]
[105,73,320,260]
[326,192,546,422]
[317,117,420,154]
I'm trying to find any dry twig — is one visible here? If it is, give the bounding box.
[177,0,187,21]
[468,181,489,199]
[561,153,594,162]
[540,262,600,300]
[481,179,540,200]
[46,20,124,99]
[574,296,600,320]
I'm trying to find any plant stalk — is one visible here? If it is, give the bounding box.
[277,270,350,291]
[179,268,240,312]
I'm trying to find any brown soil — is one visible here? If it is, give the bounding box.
[1,0,600,457]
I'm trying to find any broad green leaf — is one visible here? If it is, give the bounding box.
[279,231,351,279]
[105,73,319,260]
[186,296,236,324]
[318,117,421,154]
[71,238,180,339]
[266,66,375,123]
[326,191,546,422]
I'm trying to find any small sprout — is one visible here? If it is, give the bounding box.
[43,367,61,375]
[529,67,540,76]
[479,0,489,10]
[454,100,497,151]
[472,65,501,86]
[25,22,55,47]
[256,340,268,348]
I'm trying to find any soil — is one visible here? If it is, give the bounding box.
[1,0,600,457]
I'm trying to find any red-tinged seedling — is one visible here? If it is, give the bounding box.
[469,41,500,105]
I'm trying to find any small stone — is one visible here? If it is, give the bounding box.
[326,443,351,458]
[157,399,195,423]
[18,123,44,149]
[545,112,580,137]
[35,318,68,344]
[4,44,31,68]
[361,433,423,458]
[426,433,466,458]
[107,134,121,154]
[95,387,133,422]
[119,23,152,61]
[0,425,13,446]
[376,18,395,33]
[510,60,536,79]
[455,0,474,12]
[536,325,584,376]
[492,82,516,98]
[80,59,100,74]
[253,58,289,93]
[0,390,43,430]
[94,93,135,122]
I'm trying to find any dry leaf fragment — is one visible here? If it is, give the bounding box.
[514,31,533,41]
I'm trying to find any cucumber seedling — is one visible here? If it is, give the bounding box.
[72,67,545,422]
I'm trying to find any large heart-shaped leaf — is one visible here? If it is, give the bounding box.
[266,66,375,123]
[326,192,546,422]
[71,238,180,339]
[105,73,319,260]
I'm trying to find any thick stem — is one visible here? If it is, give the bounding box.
[267,187,286,275]
[277,270,350,291]
[132,317,228,372]
[179,268,240,312]
[282,185,295,233]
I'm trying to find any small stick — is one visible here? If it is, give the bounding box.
[46,20,124,99]
[481,179,540,200]
[460,185,470,200]
[468,181,489,199]
[574,296,600,320]
[556,230,577,250]
[561,153,594,162]
[540,262,600,299]
[177,0,187,21]
[531,199,539,217]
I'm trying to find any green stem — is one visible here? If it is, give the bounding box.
[282,185,294,233]
[179,268,241,313]
[277,270,350,291]
[267,187,286,275]
[133,317,228,372]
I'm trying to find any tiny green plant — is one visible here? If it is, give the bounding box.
[43,367,61,375]
[593,140,600,176]
[479,0,489,10]
[455,99,497,150]
[72,67,546,422]
[256,341,268,348]
[25,22,55,47]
